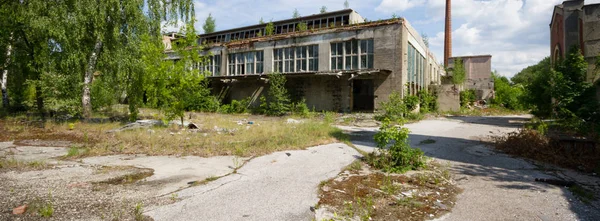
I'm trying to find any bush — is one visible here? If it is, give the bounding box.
[366,120,426,173]
[375,92,408,123]
[459,89,476,107]
[220,98,250,114]
[418,90,437,113]
[291,98,310,117]
[403,95,419,112]
[259,72,290,116]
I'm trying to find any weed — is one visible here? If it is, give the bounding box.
[323,111,336,124]
[38,191,54,218]
[170,193,179,201]
[205,176,219,182]
[319,180,331,188]
[348,161,362,171]
[0,158,47,170]
[133,203,144,221]
[568,185,595,204]
[367,120,426,173]
[380,175,399,195]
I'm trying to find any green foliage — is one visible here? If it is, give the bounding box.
[320,6,327,14]
[293,8,300,18]
[344,0,350,9]
[203,13,216,34]
[515,57,553,117]
[368,120,425,173]
[375,92,407,123]
[451,58,466,85]
[220,98,250,114]
[291,98,310,117]
[265,22,275,36]
[459,89,476,107]
[259,72,290,116]
[297,22,308,32]
[403,95,419,112]
[417,90,437,113]
[259,17,265,24]
[490,71,525,110]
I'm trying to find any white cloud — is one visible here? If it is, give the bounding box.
[375,0,423,13]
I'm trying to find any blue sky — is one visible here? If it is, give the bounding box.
[182,0,600,78]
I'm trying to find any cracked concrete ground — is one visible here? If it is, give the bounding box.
[342,115,600,221]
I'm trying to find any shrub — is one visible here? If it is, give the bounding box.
[220,98,250,114]
[418,90,437,113]
[375,91,407,123]
[367,120,426,173]
[291,98,310,117]
[403,95,419,112]
[459,89,476,107]
[259,72,290,116]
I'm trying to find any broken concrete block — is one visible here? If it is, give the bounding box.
[13,205,27,215]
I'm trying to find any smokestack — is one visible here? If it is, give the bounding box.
[444,0,452,67]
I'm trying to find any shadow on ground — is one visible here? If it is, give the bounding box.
[344,115,599,220]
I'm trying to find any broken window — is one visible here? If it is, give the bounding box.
[228,54,235,75]
[331,39,374,71]
[308,45,319,71]
[274,48,283,73]
[227,51,264,75]
[296,46,307,72]
[284,48,294,72]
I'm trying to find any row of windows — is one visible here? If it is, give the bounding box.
[273,45,319,73]
[200,15,352,44]
[192,39,374,76]
[407,43,426,95]
[192,55,221,76]
[227,51,264,75]
[331,39,374,70]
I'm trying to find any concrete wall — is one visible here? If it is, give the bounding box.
[583,4,600,82]
[435,85,460,112]
[448,55,493,100]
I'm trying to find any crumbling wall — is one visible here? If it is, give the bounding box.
[435,84,460,112]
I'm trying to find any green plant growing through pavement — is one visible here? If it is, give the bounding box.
[368,120,426,173]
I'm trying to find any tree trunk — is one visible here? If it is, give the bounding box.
[82,41,103,120]
[1,33,13,108]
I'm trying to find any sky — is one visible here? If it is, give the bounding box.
[181,0,600,78]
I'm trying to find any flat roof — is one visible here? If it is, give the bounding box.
[450,55,492,59]
[198,9,357,38]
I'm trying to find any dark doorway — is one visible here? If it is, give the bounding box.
[353,79,374,111]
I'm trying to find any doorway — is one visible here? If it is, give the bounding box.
[352,79,374,111]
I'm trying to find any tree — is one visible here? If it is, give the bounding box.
[203,13,216,34]
[344,0,350,9]
[421,33,429,47]
[490,71,525,110]
[265,22,275,36]
[1,33,12,108]
[297,22,308,32]
[259,17,265,24]
[451,58,466,85]
[320,6,327,13]
[260,72,290,116]
[293,8,300,18]
[512,57,550,85]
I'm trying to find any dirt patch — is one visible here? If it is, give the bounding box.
[316,162,460,221]
[93,166,154,185]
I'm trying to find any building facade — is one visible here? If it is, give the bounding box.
[448,55,493,100]
[550,0,600,84]
[167,10,444,112]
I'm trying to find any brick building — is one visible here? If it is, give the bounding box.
[166,9,444,112]
[550,0,600,85]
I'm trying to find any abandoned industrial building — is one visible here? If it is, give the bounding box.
[550,0,600,87]
[165,9,445,112]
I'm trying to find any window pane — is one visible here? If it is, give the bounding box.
[352,41,358,54]
[331,58,336,70]
[257,63,263,74]
[337,57,342,70]
[337,43,343,55]
[367,39,374,54]
[246,63,254,74]
[368,55,374,69]
[352,56,358,70]
[361,40,367,54]
[330,43,336,56]
[361,55,367,69]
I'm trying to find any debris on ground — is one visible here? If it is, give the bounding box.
[108,120,163,133]
[12,205,27,215]
[286,118,304,124]
[315,161,460,221]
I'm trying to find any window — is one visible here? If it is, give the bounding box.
[331,39,374,71]
[360,39,374,69]
[345,40,358,70]
[331,42,343,70]
[195,55,222,76]
[296,46,307,72]
[308,45,319,71]
[274,48,283,73]
[274,45,319,73]
[227,51,264,75]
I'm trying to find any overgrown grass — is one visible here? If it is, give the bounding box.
[0,113,347,158]
[0,158,47,170]
[441,106,529,117]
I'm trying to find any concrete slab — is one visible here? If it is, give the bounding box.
[82,155,246,195]
[145,143,360,221]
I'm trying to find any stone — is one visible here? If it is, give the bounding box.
[286,118,303,124]
[13,205,27,215]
